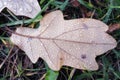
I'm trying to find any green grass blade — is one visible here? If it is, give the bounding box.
[59,0,69,10]
[44,62,59,80]
[78,0,93,9]
[45,69,59,80]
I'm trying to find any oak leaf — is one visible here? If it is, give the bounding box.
[10,10,117,71]
[0,0,41,18]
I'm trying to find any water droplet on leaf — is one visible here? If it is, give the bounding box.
[24,3,32,13]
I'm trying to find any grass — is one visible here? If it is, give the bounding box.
[0,0,120,80]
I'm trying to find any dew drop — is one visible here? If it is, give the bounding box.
[19,7,23,11]
[8,5,12,8]
[89,62,92,65]
[24,3,32,13]
[69,49,72,52]
[41,43,43,46]
[11,3,17,13]
[75,48,79,51]
[4,1,7,5]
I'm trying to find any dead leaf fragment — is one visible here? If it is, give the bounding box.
[10,10,117,71]
[0,0,41,18]
[70,0,80,7]
[108,23,120,33]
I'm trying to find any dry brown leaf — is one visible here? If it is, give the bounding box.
[10,10,117,71]
[108,23,120,33]
[70,0,80,7]
[0,0,41,18]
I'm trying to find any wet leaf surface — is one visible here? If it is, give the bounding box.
[10,10,117,71]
